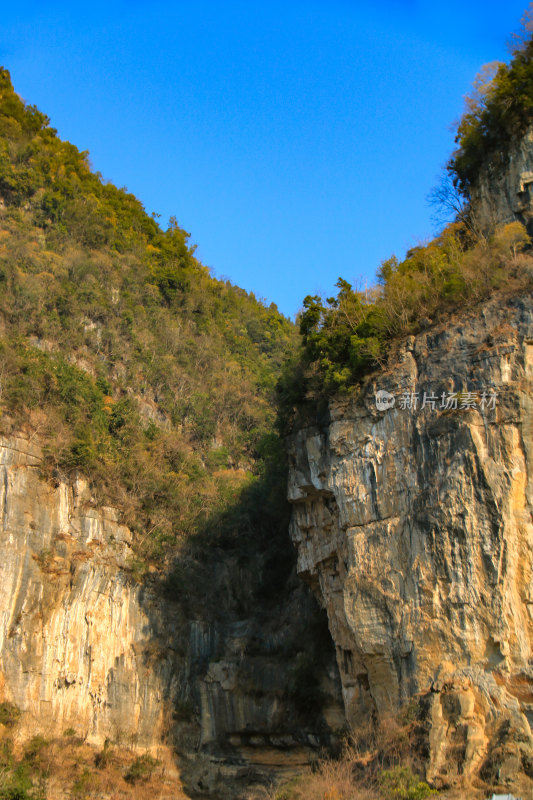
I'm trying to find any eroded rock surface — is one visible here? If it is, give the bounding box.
[287,291,533,790]
[471,126,533,235]
[0,436,341,798]
[0,438,168,747]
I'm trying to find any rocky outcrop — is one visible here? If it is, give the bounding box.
[287,291,533,792]
[471,126,533,235]
[0,436,341,798]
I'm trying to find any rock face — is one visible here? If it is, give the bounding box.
[287,291,533,789]
[0,437,168,747]
[471,126,533,235]
[0,436,341,797]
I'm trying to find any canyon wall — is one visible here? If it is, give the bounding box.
[287,291,533,791]
[0,436,341,798]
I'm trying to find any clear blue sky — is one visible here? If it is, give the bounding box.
[1,1,529,317]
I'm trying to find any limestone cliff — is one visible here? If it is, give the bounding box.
[470,126,533,236]
[0,435,341,798]
[287,290,533,792]
[0,437,168,747]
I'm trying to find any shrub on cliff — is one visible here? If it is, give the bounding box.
[0,703,20,728]
[124,754,159,784]
[378,766,435,800]
[278,12,533,425]
[278,220,532,424]
[449,9,533,197]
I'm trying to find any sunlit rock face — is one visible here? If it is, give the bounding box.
[0,438,173,746]
[287,291,533,789]
[471,126,533,235]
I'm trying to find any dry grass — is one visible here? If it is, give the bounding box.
[0,730,188,800]
[244,720,405,800]
[245,760,380,800]
[245,708,434,800]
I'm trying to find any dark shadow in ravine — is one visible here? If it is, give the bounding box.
[138,436,343,799]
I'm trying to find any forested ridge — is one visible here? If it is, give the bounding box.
[0,67,296,567]
[2,31,533,559]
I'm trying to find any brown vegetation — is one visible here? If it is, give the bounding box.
[0,722,186,800]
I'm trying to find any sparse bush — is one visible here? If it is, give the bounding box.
[70,767,97,799]
[0,761,46,800]
[22,737,48,766]
[124,753,159,784]
[262,753,379,800]
[0,703,20,728]
[378,766,436,800]
[94,739,112,770]
[377,716,411,767]
[279,219,533,421]
[449,14,533,198]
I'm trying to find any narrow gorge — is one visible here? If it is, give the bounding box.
[1,29,533,800]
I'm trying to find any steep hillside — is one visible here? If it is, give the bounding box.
[4,15,533,800]
[0,66,296,563]
[0,69,343,800]
[278,22,533,426]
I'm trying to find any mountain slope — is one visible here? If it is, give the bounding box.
[0,69,343,800]
[0,67,296,564]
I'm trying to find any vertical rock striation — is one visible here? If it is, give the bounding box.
[0,436,174,747]
[287,292,533,788]
[471,127,533,235]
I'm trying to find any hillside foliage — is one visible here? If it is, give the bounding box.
[278,219,532,429]
[0,67,296,564]
[278,20,533,428]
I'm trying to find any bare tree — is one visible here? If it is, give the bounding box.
[427,170,469,228]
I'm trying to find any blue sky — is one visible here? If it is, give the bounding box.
[0,1,530,317]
